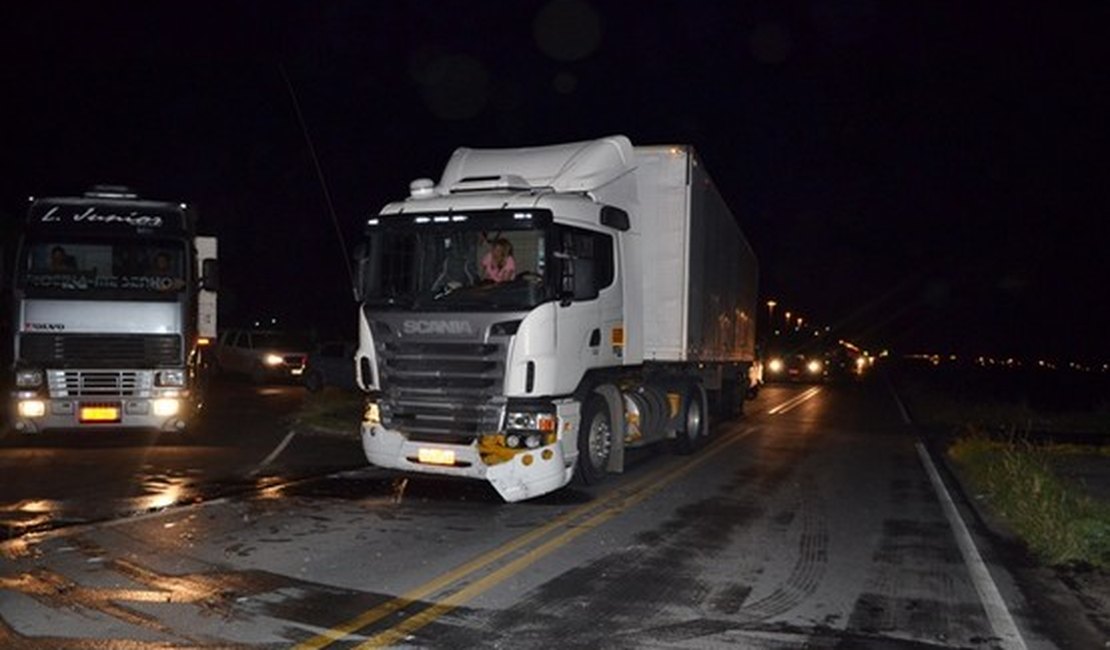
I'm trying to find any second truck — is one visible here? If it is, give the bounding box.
[354,136,758,501]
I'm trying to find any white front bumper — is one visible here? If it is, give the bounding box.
[361,424,574,502]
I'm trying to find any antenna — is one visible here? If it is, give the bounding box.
[279,64,357,300]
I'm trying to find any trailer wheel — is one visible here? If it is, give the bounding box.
[575,393,612,485]
[672,385,708,455]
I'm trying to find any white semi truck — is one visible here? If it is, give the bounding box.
[354,136,758,501]
[8,187,218,434]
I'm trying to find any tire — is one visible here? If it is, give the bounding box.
[575,393,613,485]
[672,385,708,455]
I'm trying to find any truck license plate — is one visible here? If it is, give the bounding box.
[417,448,456,466]
[80,404,121,423]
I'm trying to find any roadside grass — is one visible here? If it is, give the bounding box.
[293,387,363,436]
[893,362,1110,566]
[949,433,1110,568]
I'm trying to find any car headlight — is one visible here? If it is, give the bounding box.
[767,358,784,373]
[806,359,823,374]
[264,353,284,366]
[156,369,186,387]
[16,369,43,388]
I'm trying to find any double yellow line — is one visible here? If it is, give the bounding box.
[295,424,756,649]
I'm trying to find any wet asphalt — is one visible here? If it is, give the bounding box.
[0,378,1065,648]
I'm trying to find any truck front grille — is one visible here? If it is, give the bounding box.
[20,334,182,368]
[48,370,153,397]
[377,341,506,442]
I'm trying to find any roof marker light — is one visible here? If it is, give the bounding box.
[513,212,532,220]
[451,215,468,222]
[433,216,450,223]
[367,218,380,226]
[414,216,431,224]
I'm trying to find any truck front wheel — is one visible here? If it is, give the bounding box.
[575,393,612,485]
[672,385,708,455]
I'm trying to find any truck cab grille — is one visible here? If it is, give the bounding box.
[48,370,154,397]
[20,333,182,368]
[377,340,506,441]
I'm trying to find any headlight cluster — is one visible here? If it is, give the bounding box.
[156,369,186,387]
[16,369,43,388]
[504,410,556,449]
[264,353,284,366]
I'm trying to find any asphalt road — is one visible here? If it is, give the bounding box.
[0,379,1062,648]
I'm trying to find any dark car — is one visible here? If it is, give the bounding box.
[304,341,358,392]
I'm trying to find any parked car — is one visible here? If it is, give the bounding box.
[304,341,358,392]
[214,329,311,384]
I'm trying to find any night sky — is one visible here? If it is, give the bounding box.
[2,2,1107,361]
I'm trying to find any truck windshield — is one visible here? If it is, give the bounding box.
[360,226,550,311]
[18,238,188,296]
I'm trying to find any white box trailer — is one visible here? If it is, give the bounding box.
[354,136,758,501]
[633,146,758,365]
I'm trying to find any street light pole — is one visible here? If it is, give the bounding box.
[766,300,777,335]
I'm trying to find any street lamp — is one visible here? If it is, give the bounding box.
[766,300,777,332]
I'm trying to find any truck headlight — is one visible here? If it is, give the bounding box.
[505,411,556,432]
[153,398,180,417]
[16,369,43,388]
[363,399,381,426]
[18,400,46,418]
[264,353,284,366]
[504,409,556,448]
[156,369,186,387]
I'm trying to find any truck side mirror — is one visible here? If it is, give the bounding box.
[201,259,219,291]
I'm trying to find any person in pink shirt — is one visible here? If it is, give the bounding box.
[480,238,516,283]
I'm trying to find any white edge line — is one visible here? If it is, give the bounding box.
[916,442,1028,650]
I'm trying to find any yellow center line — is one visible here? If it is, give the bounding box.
[356,428,755,648]
[292,427,749,650]
[767,386,821,415]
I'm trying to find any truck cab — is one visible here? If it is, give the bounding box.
[8,187,218,434]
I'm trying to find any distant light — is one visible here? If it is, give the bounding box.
[179,203,188,210]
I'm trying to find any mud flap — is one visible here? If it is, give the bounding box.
[593,384,626,474]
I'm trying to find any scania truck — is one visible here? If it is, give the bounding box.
[8,186,218,434]
[354,136,757,501]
